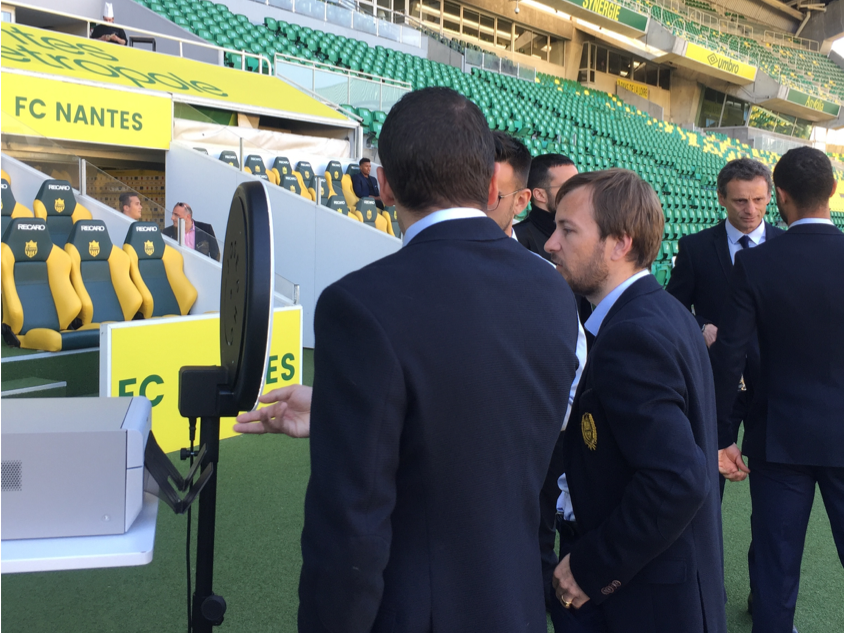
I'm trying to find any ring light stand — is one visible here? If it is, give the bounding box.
[145,181,274,632]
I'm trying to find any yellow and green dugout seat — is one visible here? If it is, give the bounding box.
[2,177,34,237]
[32,179,92,247]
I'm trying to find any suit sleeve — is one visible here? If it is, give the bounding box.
[709,253,757,449]
[568,323,710,604]
[351,174,364,198]
[665,237,706,328]
[298,283,406,633]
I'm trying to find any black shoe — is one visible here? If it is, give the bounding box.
[747,592,753,615]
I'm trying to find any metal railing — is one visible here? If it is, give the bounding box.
[764,30,820,53]
[264,0,422,48]
[274,53,411,112]
[7,1,271,74]
[463,48,536,82]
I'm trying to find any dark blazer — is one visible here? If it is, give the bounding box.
[666,221,784,440]
[351,172,380,199]
[299,217,580,633]
[514,207,555,263]
[710,222,844,466]
[162,221,219,261]
[565,275,726,633]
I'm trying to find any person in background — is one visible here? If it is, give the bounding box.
[489,131,532,237]
[119,191,142,221]
[710,147,844,633]
[163,202,220,261]
[351,157,384,209]
[91,3,127,46]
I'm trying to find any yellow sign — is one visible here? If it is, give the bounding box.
[1,22,346,121]
[616,78,649,100]
[102,306,303,453]
[1,72,172,149]
[684,43,757,81]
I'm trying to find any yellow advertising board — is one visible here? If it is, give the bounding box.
[1,22,347,122]
[2,71,172,149]
[616,78,649,100]
[684,43,757,82]
[100,306,303,453]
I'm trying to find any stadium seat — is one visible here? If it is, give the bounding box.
[293,170,314,201]
[244,154,268,177]
[270,157,293,184]
[64,220,142,327]
[219,150,240,168]
[1,218,94,352]
[32,179,92,247]
[123,222,197,318]
[295,161,316,198]
[326,195,349,214]
[345,163,361,178]
[341,172,360,211]
[2,178,34,237]
[357,198,379,226]
[280,174,302,196]
[1,168,11,185]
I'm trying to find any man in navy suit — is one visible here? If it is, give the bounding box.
[546,169,727,633]
[667,159,784,495]
[710,147,844,633]
[351,157,385,209]
[290,87,579,633]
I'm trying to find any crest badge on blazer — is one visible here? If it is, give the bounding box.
[582,412,597,451]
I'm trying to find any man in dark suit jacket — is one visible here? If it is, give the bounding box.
[710,147,844,633]
[667,159,784,491]
[547,170,727,633]
[350,157,385,209]
[296,88,580,633]
[162,202,220,261]
[514,153,578,261]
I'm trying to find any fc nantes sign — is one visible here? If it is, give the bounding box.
[2,72,171,149]
[100,306,303,453]
[684,43,757,82]
[560,0,648,33]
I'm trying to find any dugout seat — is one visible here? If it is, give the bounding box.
[280,174,303,196]
[32,180,92,247]
[64,220,142,327]
[219,150,240,168]
[123,222,197,318]
[244,155,268,177]
[1,218,94,352]
[270,157,293,185]
[326,195,349,214]
[295,161,316,192]
[1,169,11,185]
[341,173,360,212]
[324,161,343,196]
[345,163,361,178]
[2,178,34,237]
[293,170,314,201]
[357,198,379,226]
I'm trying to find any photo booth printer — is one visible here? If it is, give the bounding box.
[1,397,151,540]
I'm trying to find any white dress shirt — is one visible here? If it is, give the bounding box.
[789,218,835,227]
[725,219,766,264]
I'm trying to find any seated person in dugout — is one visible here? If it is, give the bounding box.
[351,157,385,210]
[119,191,143,221]
[163,202,220,261]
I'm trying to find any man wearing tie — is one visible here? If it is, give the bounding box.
[351,157,385,210]
[710,147,844,633]
[666,159,784,611]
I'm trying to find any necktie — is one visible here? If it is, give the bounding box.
[738,235,752,249]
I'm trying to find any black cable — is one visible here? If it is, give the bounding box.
[186,417,197,633]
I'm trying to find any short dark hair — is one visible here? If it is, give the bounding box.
[492,131,532,188]
[717,158,772,197]
[119,191,139,211]
[527,153,576,192]
[379,87,494,213]
[557,169,663,269]
[358,158,371,166]
[773,146,835,211]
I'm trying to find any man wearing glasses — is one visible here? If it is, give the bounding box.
[515,154,579,261]
[163,202,220,261]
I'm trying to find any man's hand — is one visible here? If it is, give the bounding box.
[702,323,718,348]
[552,554,590,609]
[718,443,750,482]
[233,385,312,437]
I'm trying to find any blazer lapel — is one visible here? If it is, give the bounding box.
[598,275,663,337]
[711,222,732,277]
